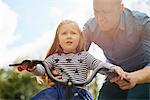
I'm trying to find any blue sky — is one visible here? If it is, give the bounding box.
[0,0,150,68]
[0,0,93,67]
[4,0,51,45]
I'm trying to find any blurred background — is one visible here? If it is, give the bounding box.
[0,0,150,99]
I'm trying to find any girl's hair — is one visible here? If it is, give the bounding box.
[45,20,86,58]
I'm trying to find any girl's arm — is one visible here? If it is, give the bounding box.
[31,64,46,76]
[32,55,54,76]
[85,52,125,79]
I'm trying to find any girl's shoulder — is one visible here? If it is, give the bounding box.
[80,51,88,54]
[51,53,63,58]
[77,51,89,57]
[46,53,62,59]
[50,52,90,58]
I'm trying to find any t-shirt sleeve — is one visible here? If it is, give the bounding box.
[134,11,150,64]
[32,64,45,76]
[143,16,150,63]
[85,52,114,70]
[83,19,93,51]
[32,55,54,76]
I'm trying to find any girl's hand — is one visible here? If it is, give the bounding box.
[17,64,34,72]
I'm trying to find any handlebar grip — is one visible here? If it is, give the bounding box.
[9,63,22,66]
[9,60,35,72]
[9,60,32,67]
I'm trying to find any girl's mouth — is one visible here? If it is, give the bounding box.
[66,41,72,44]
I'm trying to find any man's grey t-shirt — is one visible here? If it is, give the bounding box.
[83,8,150,72]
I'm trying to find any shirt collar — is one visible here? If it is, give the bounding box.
[119,11,125,31]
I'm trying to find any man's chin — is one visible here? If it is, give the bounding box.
[100,27,113,33]
[100,28,110,32]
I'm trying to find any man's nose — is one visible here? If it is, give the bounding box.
[97,15,106,25]
[98,14,105,21]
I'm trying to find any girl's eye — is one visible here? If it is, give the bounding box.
[71,32,79,35]
[61,32,67,35]
[72,32,77,34]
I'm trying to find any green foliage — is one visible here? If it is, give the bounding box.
[86,79,99,100]
[0,68,101,100]
[0,68,46,100]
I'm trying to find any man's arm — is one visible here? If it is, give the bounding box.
[111,14,150,90]
[134,15,150,83]
[143,14,150,64]
[83,18,95,51]
[126,65,150,84]
[131,13,150,84]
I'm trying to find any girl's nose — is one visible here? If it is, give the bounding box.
[66,33,72,38]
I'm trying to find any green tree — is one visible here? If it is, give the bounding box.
[0,68,46,100]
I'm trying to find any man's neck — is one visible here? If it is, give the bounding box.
[101,25,120,41]
[103,27,119,36]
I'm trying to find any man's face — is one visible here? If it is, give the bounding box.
[93,0,123,32]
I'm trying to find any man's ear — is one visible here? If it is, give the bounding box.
[119,3,124,12]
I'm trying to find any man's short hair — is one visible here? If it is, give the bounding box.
[118,0,122,4]
[115,0,122,4]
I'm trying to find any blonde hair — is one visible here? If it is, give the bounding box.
[45,20,86,58]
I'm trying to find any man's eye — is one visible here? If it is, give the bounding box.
[103,11,111,14]
[95,10,111,15]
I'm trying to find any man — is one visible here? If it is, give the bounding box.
[83,0,150,99]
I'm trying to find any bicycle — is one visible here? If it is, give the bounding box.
[9,60,129,100]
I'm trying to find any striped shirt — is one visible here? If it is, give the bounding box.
[32,51,113,83]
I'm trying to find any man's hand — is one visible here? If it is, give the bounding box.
[110,66,126,80]
[110,72,137,90]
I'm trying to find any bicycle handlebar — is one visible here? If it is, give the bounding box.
[9,60,129,86]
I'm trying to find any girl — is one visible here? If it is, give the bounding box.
[18,20,125,100]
